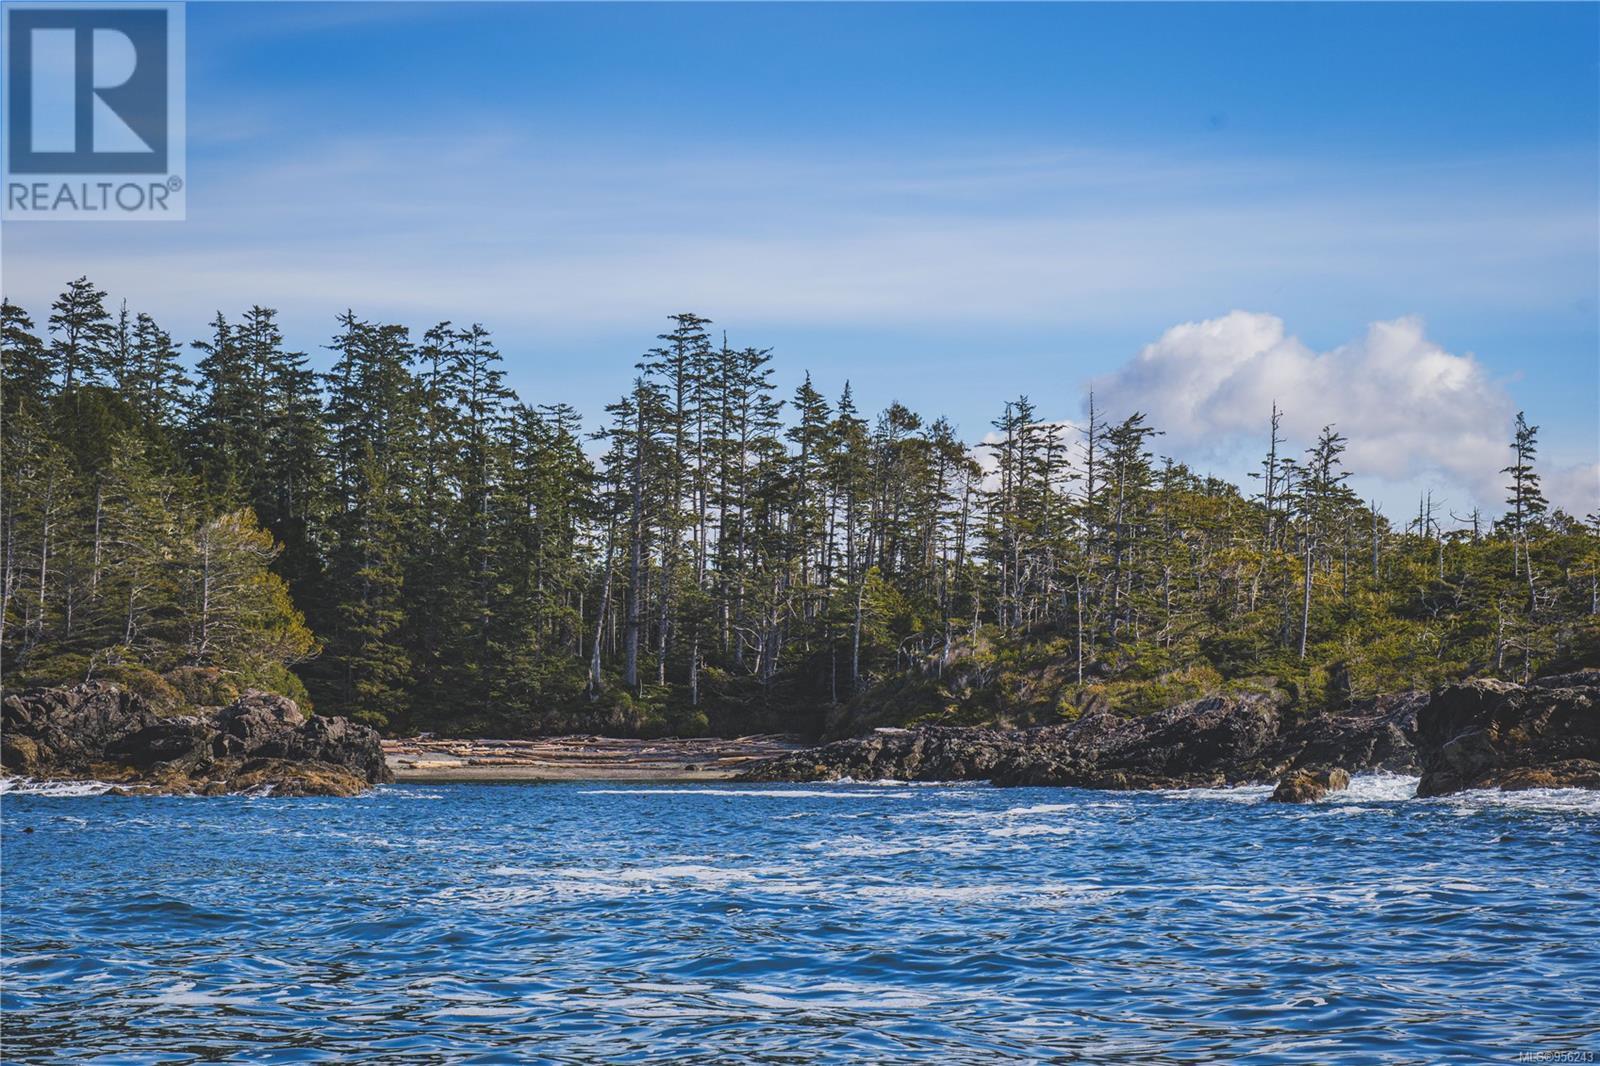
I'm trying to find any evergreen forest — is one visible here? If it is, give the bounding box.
[4,278,1596,737]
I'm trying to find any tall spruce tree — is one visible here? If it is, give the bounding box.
[1,299,53,412]
[47,276,112,390]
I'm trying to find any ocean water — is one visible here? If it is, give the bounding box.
[2,775,1598,1064]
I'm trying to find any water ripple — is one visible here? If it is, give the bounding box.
[2,775,1597,1062]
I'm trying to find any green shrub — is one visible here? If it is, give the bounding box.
[240,662,312,710]
[97,663,183,714]
[163,666,239,707]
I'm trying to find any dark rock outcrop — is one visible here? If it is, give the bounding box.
[743,674,1598,795]
[744,725,1030,784]
[1415,672,1599,796]
[1,683,392,796]
[1273,691,1424,774]
[1270,767,1351,803]
[744,690,1368,789]
[742,689,1421,789]
[1,683,148,773]
[991,693,1287,789]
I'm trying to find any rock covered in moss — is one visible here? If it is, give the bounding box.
[742,692,1297,789]
[1,682,391,796]
[740,677,1591,793]
[1270,767,1351,803]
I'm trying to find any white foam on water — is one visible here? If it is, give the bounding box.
[799,835,921,857]
[1158,772,1421,806]
[370,786,446,800]
[716,990,805,1011]
[1156,783,1274,803]
[854,883,1004,902]
[450,860,830,906]
[1148,771,1599,814]
[987,824,1076,838]
[426,1004,525,1019]
[3,781,285,801]
[629,980,715,995]
[1432,786,1600,815]
[912,807,1006,821]
[1339,772,1420,802]
[853,880,1119,905]
[0,777,116,797]
[1437,879,1490,892]
[0,953,55,967]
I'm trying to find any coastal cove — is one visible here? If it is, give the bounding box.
[4,776,1598,1062]
[3,6,1596,1062]
[7,671,1595,798]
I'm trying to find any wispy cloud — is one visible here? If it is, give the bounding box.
[5,135,1594,517]
[1545,462,1600,519]
[8,136,1593,335]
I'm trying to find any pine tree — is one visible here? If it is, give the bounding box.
[1500,411,1548,585]
[261,322,327,592]
[47,276,113,390]
[0,405,74,667]
[1296,425,1350,660]
[129,311,192,426]
[317,315,420,725]
[639,313,711,687]
[446,323,513,713]
[828,382,873,694]
[2,299,55,410]
[786,374,832,636]
[484,403,593,720]
[190,311,254,501]
[607,376,670,696]
[1102,411,1160,647]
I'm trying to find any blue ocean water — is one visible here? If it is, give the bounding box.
[2,775,1598,1064]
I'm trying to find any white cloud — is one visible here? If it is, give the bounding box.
[1545,462,1600,518]
[1089,311,1516,506]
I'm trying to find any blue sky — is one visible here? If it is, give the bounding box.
[4,1,1597,513]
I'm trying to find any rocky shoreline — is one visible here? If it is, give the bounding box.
[1,683,391,796]
[738,673,1599,800]
[4,672,1594,800]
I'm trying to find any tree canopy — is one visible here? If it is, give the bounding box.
[4,280,1596,735]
